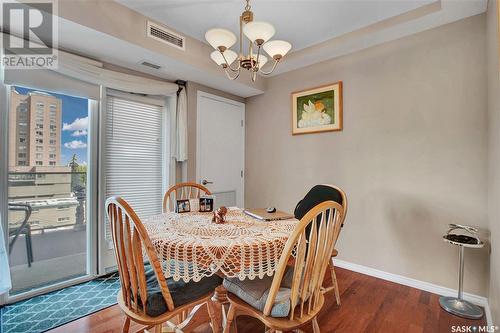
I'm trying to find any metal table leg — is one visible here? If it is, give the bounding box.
[439,245,484,319]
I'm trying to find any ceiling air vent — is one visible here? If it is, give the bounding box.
[147,21,185,51]
[139,60,161,70]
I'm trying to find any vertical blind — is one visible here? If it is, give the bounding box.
[105,95,164,240]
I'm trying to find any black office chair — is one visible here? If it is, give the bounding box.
[8,203,34,267]
[294,184,348,305]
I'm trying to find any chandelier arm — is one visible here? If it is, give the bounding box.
[248,37,254,66]
[225,67,241,80]
[258,59,279,75]
[250,69,257,82]
[239,16,243,57]
[221,51,241,72]
[252,44,262,72]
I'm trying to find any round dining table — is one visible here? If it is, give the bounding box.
[142,207,299,332]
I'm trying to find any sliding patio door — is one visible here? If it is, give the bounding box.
[1,70,100,301]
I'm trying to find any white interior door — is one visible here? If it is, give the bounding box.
[197,92,245,208]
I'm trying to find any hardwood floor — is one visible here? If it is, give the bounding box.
[47,267,486,333]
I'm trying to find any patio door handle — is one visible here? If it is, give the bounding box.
[201,179,213,185]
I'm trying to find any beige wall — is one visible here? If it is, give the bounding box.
[487,0,500,323]
[184,82,245,182]
[245,14,489,296]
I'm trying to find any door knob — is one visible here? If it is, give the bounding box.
[201,179,213,185]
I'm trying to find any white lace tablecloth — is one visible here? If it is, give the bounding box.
[143,208,298,282]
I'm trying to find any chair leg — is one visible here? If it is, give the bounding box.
[206,300,218,333]
[223,304,236,333]
[154,323,162,333]
[330,258,341,306]
[122,317,131,333]
[312,317,320,333]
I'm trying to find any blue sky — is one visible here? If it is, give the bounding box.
[14,86,89,166]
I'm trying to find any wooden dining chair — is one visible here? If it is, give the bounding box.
[106,196,221,333]
[163,182,212,213]
[223,201,344,333]
[294,184,348,305]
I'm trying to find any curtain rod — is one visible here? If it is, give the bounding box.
[175,80,187,96]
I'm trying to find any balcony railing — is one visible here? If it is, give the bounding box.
[8,171,87,231]
[7,171,88,293]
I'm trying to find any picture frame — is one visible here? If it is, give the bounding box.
[199,196,214,212]
[176,199,191,213]
[292,81,343,135]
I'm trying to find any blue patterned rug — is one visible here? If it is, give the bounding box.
[0,273,120,333]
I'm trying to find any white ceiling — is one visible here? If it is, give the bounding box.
[53,0,488,98]
[117,0,437,51]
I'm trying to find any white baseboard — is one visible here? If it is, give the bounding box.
[334,259,492,326]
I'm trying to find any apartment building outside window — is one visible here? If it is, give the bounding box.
[36,138,43,144]
[49,154,56,159]
[36,153,43,159]
[49,105,57,118]
[36,146,43,152]
[35,161,43,166]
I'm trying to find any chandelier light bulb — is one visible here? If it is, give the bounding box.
[243,21,275,45]
[210,50,238,66]
[205,28,237,50]
[263,40,292,60]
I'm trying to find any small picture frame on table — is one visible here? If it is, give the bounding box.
[199,196,214,212]
[176,199,191,213]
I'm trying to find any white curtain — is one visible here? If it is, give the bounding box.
[57,52,178,95]
[174,88,188,162]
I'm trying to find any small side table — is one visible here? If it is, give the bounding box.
[439,224,484,319]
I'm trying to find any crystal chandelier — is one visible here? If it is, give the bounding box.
[205,0,292,82]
